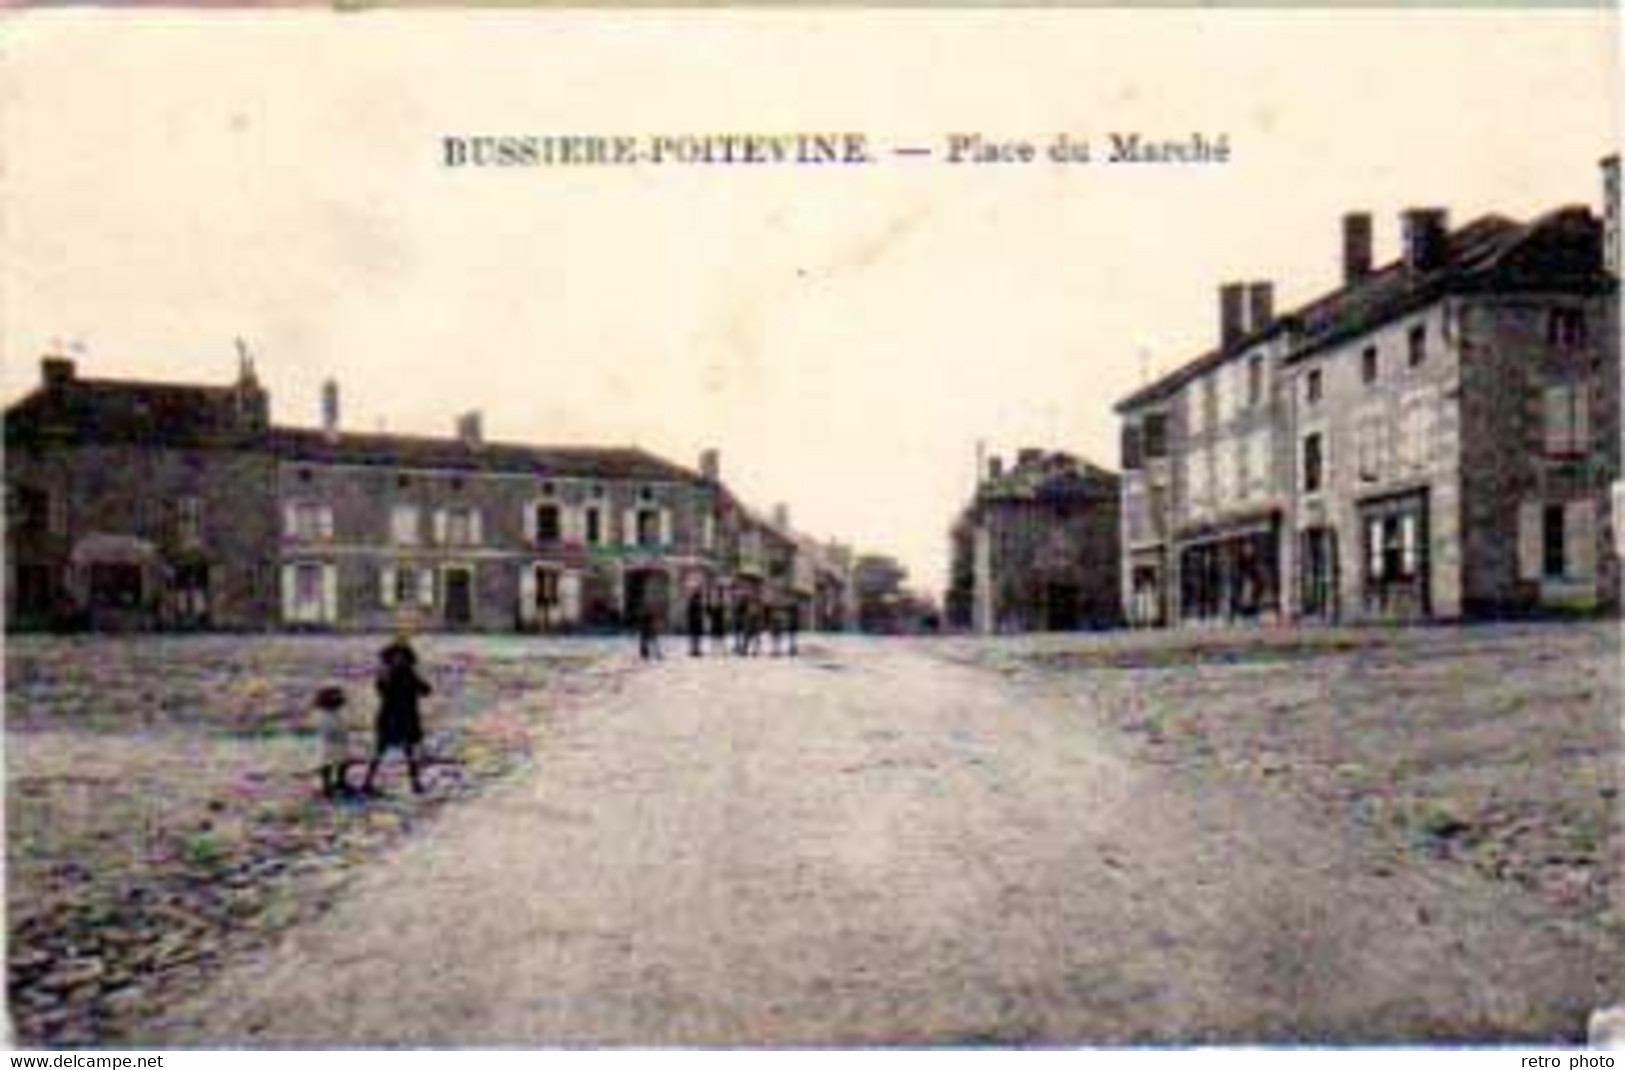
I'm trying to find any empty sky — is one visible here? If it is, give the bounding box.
[2,9,1617,594]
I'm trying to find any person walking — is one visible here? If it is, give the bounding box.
[686,589,706,658]
[637,603,664,661]
[786,599,802,657]
[767,599,785,657]
[362,636,431,796]
[708,593,729,656]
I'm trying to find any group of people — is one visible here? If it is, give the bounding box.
[313,635,433,800]
[636,590,802,661]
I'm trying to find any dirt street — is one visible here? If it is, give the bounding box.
[148,636,1615,1045]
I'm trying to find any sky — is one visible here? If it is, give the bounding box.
[2,9,1618,596]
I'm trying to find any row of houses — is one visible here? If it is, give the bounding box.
[948,156,1621,632]
[1116,158,1622,627]
[4,357,859,633]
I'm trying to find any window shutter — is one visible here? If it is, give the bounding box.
[419,569,435,607]
[321,564,339,623]
[1566,499,1597,581]
[280,565,297,621]
[560,572,582,623]
[319,507,334,541]
[623,509,637,547]
[380,565,397,608]
[1517,500,1543,581]
[470,509,484,546]
[284,503,298,538]
[519,565,538,624]
[523,501,538,544]
[659,510,673,548]
[433,509,448,545]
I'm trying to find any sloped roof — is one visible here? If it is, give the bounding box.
[1115,207,1609,413]
[5,378,259,448]
[269,427,698,482]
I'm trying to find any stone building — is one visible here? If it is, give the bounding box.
[6,358,851,633]
[1117,168,1620,626]
[5,357,279,630]
[946,448,1122,633]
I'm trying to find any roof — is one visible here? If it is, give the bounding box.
[1115,206,1610,413]
[269,427,698,482]
[4,377,262,448]
[979,450,1119,505]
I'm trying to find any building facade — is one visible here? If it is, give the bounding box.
[6,360,856,633]
[947,448,1122,633]
[1117,173,1620,626]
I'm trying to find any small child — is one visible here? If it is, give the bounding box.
[314,685,354,799]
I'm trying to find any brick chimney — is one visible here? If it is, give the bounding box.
[987,455,1004,481]
[1401,208,1450,273]
[1247,281,1275,333]
[773,503,790,530]
[1219,282,1247,349]
[321,379,340,440]
[699,448,721,482]
[456,410,483,447]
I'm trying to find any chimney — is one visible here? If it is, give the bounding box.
[1247,281,1275,333]
[1342,212,1374,283]
[321,379,340,439]
[41,355,75,391]
[1017,447,1043,467]
[456,410,483,447]
[1219,282,1247,349]
[773,503,790,530]
[987,455,1004,481]
[699,448,721,482]
[1401,208,1450,273]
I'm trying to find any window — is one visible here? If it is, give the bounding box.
[1548,308,1587,347]
[636,508,661,547]
[394,566,419,607]
[1305,368,1323,405]
[640,486,655,502]
[174,496,203,546]
[1247,356,1264,408]
[1365,514,1418,583]
[1543,383,1591,457]
[534,567,561,609]
[294,563,324,613]
[390,504,420,546]
[1361,346,1378,385]
[541,481,557,497]
[1302,433,1324,494]
[1542,504,1566,579]
[1356,415,1384,481]
[288,501,333,541]
[534,503,562,544]
[1143,413,1169,459]
[584,506,603,546]
[443,507,480,547]
[1408,325,1427,367]
[1121,423,1144,471]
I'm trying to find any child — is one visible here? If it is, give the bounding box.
[314,685,354,799]
[363,636,432,796]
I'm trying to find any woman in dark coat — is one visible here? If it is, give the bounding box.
[363,636,432,795]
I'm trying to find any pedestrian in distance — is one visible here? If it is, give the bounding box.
[743,598,764,658]
[363,635,431,796]
[313,685,356,800]
[786,600,802,657]
[768,600,785,657]
[708,594,729,656]
[733,594,751,656]
[637,604,664,661]
[686,589,706,658]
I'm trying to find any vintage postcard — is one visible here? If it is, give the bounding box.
[2,5,1620,1051]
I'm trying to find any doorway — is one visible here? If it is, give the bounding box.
[444,567,474,627]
